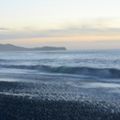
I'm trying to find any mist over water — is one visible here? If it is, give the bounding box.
[0,50,120,119]
[0,50,120,98]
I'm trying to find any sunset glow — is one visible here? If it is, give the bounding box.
[0,0,120,49]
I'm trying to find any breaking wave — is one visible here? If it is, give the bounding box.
[0,64,120,78]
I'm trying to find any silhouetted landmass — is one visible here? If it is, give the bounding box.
[0,44,66,51]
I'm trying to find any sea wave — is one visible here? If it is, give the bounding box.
[0,64,120,78]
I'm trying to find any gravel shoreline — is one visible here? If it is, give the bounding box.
[0,94,120,120]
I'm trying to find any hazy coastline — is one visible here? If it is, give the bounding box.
[0,44,66,51]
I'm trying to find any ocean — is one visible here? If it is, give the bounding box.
[0,50,120,120]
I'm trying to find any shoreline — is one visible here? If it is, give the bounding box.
[0,94,120,120]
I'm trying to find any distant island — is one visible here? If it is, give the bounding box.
[0,44,67,51]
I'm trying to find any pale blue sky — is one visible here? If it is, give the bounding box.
[0,0,120,49]
[0,0,120,30]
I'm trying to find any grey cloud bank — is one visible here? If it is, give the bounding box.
[0,27,120,40]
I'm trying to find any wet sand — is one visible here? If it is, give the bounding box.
[0,94,120,120]
[0,78,120,120]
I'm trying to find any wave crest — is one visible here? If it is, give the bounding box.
[0,64,120,78]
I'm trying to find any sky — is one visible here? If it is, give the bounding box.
[0,0,120,49]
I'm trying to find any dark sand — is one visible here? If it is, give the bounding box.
[0,94,120,120]
[0,75,120,120]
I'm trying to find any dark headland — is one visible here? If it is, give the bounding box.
[0,44,66,51]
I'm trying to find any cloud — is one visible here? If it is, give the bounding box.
[0,26,120,40]
[0,27,9,31]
